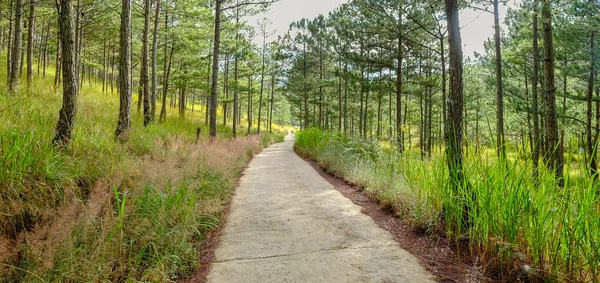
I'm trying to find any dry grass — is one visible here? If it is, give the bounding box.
[0,52,285,281]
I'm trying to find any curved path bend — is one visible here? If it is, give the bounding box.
[207,135,434,283]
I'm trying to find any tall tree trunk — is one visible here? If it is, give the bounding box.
[319,50,323,128]
[396,34,404,151]
[115,0,132,140]
[444,0,467,212]
[336,61,342,132]
[494,0,506,160]
[53,0,78,146]
[232,1,240,137]
[531,0,541,178]
[26,0,35,89]
[6,0,14,83]
[43,23,49,77]
[561,58,567,157]
[75,0,84,84]
[110,38,115,93]
[137,73,143,111]
[233,49,239,137]
[37,21,44,76]
[525,73,533,155]
[8,0,23,93]
[248,74,252,134]
[269,74,275,132]
[159,43,173,122]
[542,0,563,185]
[258,32,266,134]
[54,28,61,90]
[150,0,161,121]
[587,32,597,177]
[205,50,211,125]
[179,75,186,118]
[141,0,151,126]
[223,55,229,125]
[364,73,370,139]
[427,66,433,156]
[159,6,172,123]
[102,41,106,93]
[389,83,393,139]
[377,92,382,139]
[344,63,348,134]
[303,40,308,129]
[440,33,447,142]
[20,30,25,76]
[209,0,222,139]
[36,21,42,76]
[359,65,364,138]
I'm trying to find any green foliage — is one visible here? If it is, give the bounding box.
[296,128,600,281]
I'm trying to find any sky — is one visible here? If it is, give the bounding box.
[248,0,522,59]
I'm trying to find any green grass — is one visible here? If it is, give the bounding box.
[296,128,600,282]
[0,53,285,282]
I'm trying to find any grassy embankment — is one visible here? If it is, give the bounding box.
[0,54,284,282]
[295,128,600,282]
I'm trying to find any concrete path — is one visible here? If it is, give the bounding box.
[207,135,434,283]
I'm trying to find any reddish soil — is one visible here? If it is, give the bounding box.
[305,158,491,283]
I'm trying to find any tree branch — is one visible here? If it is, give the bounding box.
[222,0,279,12]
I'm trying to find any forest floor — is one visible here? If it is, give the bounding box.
[190,135,435,282]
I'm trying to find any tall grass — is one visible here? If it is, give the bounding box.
[1,52,285,281]
[296,128,600,282]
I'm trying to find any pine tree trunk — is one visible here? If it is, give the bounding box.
[115,0,132,140]
[54,28,61,89]
[258,32,266,134]
[344,63,348,134]
[205,50,211,125]
[359,65,364,138]
[531,0,541,178]
[396,34,403,151]
[159,43,173,122]
[233,53,239,137]
[444,0,466,195]
[26,0,35,89]
[37,21,44,76]
[248,74,252,134]
[19,30,25,76]
[110,39,115,93]
[6,0,14,83]
[318,49,323,128]
[440,34,447,143]
[179,77,186,118]
[269,74,274,132]
[303,40,308,129]
[150,0,161,121]
[587,32,597,177]
[494,0,506,159]
[141,0,151,126]
[364,72,370,139]
[53,0,78,146]
[159,6,172,123]
[223,55,229,125]
[542,0,563,185]
[209,0,221,139]
[43,23,49,77]
[337,61,342,132]
[102,41,106,93]
[8,0,23,93]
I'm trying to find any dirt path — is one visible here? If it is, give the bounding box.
[207,135,434,282]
